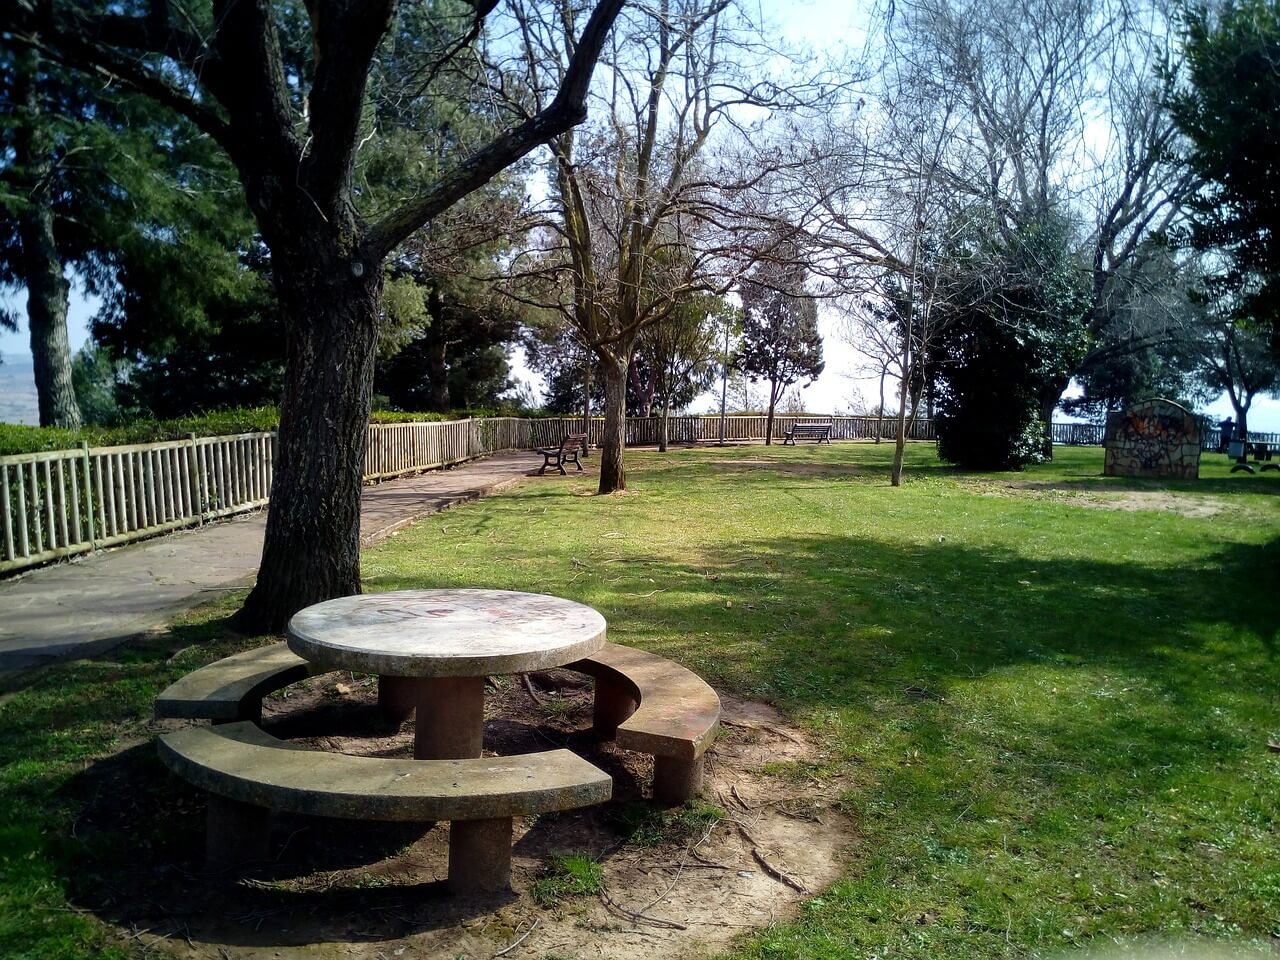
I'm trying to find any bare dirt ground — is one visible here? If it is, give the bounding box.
[980,480,1236,519]
[77,671,857,960]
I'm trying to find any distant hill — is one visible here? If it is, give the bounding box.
[0,353,39,425]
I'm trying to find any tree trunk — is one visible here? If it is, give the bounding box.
[764,380,778,445]
[891,362,912,487]
[235,255,382,632]
[581,351,592,443]
[426,335,450,412]
[20,207,80,430]
[875,368,886,443]
[1037,379,1066,460]
[659,397,669,453]
[14,48,80,430]
[425,289,450,412]
[598,354,628,493]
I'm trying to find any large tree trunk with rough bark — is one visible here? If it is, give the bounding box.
[13,48,80,430]
[235,250,382,631]
[1037,378,1067,460]
[598,355,629,493]
[19,206,80,430]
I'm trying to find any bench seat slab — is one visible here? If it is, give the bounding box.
[571,643,721,763]
[159,722,612,822]
[155,642,323,722]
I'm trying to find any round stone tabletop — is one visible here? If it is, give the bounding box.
[286,589,607,677]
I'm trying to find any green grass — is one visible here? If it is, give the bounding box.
[530,853,606,907]
[1,442,1277,958]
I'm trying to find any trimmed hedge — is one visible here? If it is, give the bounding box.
[0,407,468,456]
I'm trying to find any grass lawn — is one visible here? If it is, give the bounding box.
[2,442,1278,958]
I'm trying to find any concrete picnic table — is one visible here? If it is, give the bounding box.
[286,588,608,759]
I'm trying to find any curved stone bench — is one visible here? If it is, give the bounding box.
[154,642,325,724]
[159,721,612,892]
[569,643,721,804]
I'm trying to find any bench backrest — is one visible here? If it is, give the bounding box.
[792,423,831,433]
[561,434,586,452]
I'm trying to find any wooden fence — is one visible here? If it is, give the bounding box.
[1,433,275,574]
[35,410,1268,576]
[527,414,936,448]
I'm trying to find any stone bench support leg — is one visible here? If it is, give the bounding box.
[592,677,638,740]
[378,675,416,724]
[652,755,704,805]
[206,795,270,872]
[414,676,484,759]
[448,817,513,894]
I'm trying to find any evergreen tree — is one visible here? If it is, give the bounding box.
[1171,0,1280,356]
[929,212,1091,470]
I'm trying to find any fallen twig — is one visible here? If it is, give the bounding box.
[494,918,539,957]
[522,673,549,705]
[734,822,808,894]
[600,890,688,930]
[719,718,806,744]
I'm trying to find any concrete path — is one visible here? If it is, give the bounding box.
[0,451,545,674]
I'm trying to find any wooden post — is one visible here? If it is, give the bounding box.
[191,435,206,521]
[15,463,29,558]
[69,450,83,545]
[30,462,44,555]
[54,459,68,549]
[1,464,14,561]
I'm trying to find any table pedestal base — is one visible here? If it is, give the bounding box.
[378,675,417,724]
[653,755,704,805]
[448,817,513,893]
[413,675,485,759]
[206,795,270,871]
[591,676,638,739]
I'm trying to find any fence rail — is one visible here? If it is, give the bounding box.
[524,414,936,448]
[11,412,1269,576]
[2,433,275,574]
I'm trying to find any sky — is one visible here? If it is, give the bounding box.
[2,0,1278,431]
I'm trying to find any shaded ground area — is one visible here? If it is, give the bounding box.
[69,670,855,960]
[0,452,539,674]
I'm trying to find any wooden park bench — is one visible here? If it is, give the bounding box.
[535,433,587,475]
[158,720,611,892]
[569,643,721,804]
[155,643,325,724]
[782,422,833,445]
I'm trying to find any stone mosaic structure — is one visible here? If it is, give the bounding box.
[1104,398,1201,479]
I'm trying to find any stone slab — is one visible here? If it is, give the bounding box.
[154,642,324,721]
[572,642,721,761]
[286,589,607,678]
[158,721,613,821]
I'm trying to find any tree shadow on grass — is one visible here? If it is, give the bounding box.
[19,611,653,950]
[589,530,1279,828]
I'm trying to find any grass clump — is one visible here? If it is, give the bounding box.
[615,800,724,847]
[530,854,604,907]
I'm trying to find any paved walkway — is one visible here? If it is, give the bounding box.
[0,451,545,674]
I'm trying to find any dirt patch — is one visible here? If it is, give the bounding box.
[985,481,1231,518]
[717,458,858,477]
[79,670,855,960]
